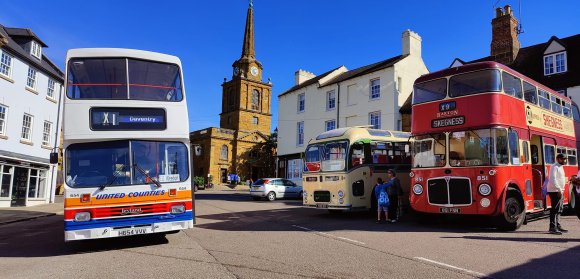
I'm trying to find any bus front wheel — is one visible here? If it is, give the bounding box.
[496,196,525,231]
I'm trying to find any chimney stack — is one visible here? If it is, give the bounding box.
[490,5,520,64]
[295,69,316,85]
[402,30,422,57]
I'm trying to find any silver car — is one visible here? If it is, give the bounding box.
[250,178,303,201]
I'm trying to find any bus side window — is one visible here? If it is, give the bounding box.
[502,72,523,99]
[523,82,537,105]
[531,145,539,164]
[544,145,555,164]
[522,141,530,163]
[350,143,365,167]
[567,149,577,165]
[508,130,520,165]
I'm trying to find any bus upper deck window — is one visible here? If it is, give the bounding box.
[502,72,523,99]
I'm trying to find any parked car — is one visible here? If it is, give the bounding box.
[250,178,303,201]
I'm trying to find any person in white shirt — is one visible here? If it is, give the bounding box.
[547,154,568,234]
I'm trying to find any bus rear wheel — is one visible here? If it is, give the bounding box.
[496,196,525,231]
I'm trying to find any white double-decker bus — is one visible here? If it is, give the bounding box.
[56,48,193,241]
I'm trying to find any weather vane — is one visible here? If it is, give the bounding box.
[249,0,253,7]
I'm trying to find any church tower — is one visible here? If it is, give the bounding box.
[220,1,272,136]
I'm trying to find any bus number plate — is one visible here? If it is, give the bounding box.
[316,203,328,209]
[117,227,149,236]
[439,207,460,214]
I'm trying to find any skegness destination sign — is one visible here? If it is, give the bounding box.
[431,116,465,128]
[90,108,166,130]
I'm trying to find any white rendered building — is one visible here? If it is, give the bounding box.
[0,25,64,207]
[276,30,428,181]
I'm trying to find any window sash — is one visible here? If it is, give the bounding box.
[21,114,33,140]
[31,41,41,58]
[544,52,567,75]
[298,93,305,112]
[327,91,336,109]
[0,105,6,135]
[370,79,380,99]
[369,111,381,129]
[27,68,37,89]
[297,122,304,145]
[42,121,52,146]
[325,120,336,131]
[47,80,55,98]
[0,52,12,77]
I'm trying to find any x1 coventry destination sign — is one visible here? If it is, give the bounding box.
[90,107,166,130]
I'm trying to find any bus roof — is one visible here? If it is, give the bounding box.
[415,61,571,102]
[309,127,410,145]
[66,48,182,66]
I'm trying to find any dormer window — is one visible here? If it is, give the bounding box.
[544,52,566,75]
[31,41,42,59]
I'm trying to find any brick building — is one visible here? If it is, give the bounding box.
[190,2,272,184]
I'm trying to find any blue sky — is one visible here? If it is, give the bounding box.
[1,0,578,132]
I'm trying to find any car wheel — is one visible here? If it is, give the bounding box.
[267,191,276,201]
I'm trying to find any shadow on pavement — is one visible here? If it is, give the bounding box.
[0,215,169,258]
[196,192,302,205]
[442,235,580,243]
[488,245,580,278]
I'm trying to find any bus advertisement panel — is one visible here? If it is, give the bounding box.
[410,62,578,231]
[302,127,411,212]
[59,48,194,241]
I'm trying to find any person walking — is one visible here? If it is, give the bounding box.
[386,169,403,223]
[547,153,568,235]
[374,177,393,224]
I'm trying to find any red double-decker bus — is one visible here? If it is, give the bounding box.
[409,62,578,230]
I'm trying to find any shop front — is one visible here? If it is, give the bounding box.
[0,157,52,208]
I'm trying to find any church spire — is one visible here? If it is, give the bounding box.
[241,0,255,60]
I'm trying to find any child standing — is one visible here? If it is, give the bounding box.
[374,177,393,223]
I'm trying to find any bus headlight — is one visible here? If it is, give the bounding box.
[338,190,344,198]
[413,184,423,195]
[478,184,492,196]
[74,212,91,222]
[171,205,186,214]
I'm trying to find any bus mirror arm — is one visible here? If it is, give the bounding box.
[133,163,162,188]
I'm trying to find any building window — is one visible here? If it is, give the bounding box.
[21,114,33,141]
[544,52,567,75]
[0,51,13,78]
[251,89,261,111]
[47,79,55,99]
[42,121,52,146]
[369,111,381,129]
[327,90,336,110]
[31,41,42,59]
[298,93,305,112]
[297,121,304,146]
[0,105,7,136]
[397,77,402,92]
[220,145,228,160]
[228,90,235,110]
[287,159,303,180]
[0,165,14,197]
[370,79,380,99]
[252,116,259,125]
[26,68,37,89]
[325,119,336,131]
[27,169,47,199]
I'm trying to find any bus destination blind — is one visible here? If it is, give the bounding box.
[90,108,166,130]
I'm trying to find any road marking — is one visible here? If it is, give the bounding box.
[292,225,366,245]
[414,257,488,278]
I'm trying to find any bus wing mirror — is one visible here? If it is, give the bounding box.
[50,152,59,164]
[405,144,410,153]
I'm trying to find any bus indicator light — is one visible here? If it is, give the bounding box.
[81,194,91,203]
[169,189,177,196]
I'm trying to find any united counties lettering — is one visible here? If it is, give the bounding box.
[95,190,166,200]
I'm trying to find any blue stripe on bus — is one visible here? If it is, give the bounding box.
[64,211,194,231]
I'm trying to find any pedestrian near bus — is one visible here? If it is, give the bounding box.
[386,169,403,223]
[547,153,568,235]
[374,177,393,223]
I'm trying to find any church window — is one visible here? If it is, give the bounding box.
[228,90,235,109]
[251,89,261,111]
[252,116,259,125]
[220,145,228,160]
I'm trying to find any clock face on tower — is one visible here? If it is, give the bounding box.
[233,67,240,76]
[250,66,259,76]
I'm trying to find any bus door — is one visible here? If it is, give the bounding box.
[530,135,546,208]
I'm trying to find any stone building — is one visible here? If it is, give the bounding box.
[190,2,272,185]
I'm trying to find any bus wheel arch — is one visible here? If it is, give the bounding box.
[495,184,525,231]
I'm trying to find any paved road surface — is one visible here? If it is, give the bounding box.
[0,191,578,278]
